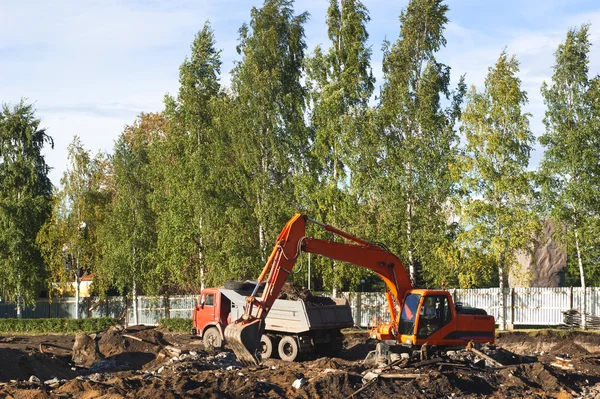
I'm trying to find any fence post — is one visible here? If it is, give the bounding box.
[583,286,587,330]
[569,286,573,310]
[356,292,362,328]
[508,288,515,330]
[165,295,170,321]
[499,289,505,331]
[125,296,130,327]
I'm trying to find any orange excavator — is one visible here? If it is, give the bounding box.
[225,214,495,365]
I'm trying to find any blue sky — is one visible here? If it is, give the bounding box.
[1,0,599,185]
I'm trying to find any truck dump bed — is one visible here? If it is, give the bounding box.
[221,289,353,334]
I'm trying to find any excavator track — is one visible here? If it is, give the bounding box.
[224,319,264,366]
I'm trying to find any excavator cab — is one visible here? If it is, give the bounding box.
[397,290,494,347]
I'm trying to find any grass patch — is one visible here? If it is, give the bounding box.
[158,318,193,332]
[0,317,119,334]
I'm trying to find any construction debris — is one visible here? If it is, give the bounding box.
[468,345,504,368]
[1,328,600,398]
[292,377,307,389]
[562,309,600,329]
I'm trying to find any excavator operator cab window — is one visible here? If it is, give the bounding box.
[417,295,452,338]
[399,293,421,335]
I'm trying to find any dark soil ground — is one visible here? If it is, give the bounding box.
[1,329,599,398]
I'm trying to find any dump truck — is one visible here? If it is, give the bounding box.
[225,214,495,366]
[192,284,353,361]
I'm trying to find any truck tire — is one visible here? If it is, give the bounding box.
[224,281,245,290]
[260,335,274,359]
[203,327,223,349]
[278,336,299,362]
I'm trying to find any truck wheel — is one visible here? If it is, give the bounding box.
[260,335,274,359]
[278,336,299,362]
[203,327,223,349]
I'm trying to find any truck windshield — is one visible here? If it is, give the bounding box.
[399,293,421,335]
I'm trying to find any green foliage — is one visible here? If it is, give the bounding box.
[0,101,53,306]
[458,51,537,288]
[38,137,112,290]
[153,22,222,292]
[158,317,193,332]
[304,0,376,291]
[208,0,310,281]
[539,24,600,288]
[10,3,600,296]
[372,0,465,286]
[0,317,119,334]
[96,115,163,296]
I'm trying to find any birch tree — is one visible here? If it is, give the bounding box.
[222,0,309,276]
[459,51,537,291]
[0,102,53,316]
[38,137,111,317]
[97,114,163,324]
[375,0,464,285]
[539,25,600,317]
[305,0,375,294]
[155,22,222,292]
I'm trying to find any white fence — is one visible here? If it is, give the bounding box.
[1,287,597,329]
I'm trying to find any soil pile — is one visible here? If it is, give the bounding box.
[0,348,76,383]
[277,282,335,306]
[2,329,600,398]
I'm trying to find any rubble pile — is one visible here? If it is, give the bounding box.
[1,328,600,398]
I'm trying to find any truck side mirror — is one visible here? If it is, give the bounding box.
[200,295,205,308]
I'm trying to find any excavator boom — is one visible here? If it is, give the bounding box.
[224,214,413,365]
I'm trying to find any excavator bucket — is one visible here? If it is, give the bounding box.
[224,319,264,366]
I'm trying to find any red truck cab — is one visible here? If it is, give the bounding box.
[192,288,232,348]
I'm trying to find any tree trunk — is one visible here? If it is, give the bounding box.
[132,278,138,326]
[574,227,586,329]
[132,246,138,326]
[259,223,265,262]
[75,256,80,319]
[199,217,204,292]
[406,200,415,286]
[258,153,268,262]
[498,262,505,331]
[16,283,22,319]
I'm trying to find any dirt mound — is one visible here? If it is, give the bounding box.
[96,326,168,370]
[4,329,600,398]
[0,348,76,383]
[550,339,590,357]
[55,378,128,398]
[498,330,600,356]
[277,282,335,305]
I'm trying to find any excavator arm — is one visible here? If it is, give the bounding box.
[224,214,413,365]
